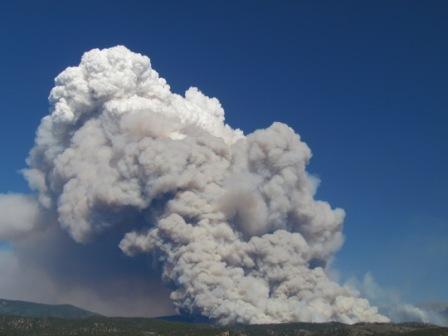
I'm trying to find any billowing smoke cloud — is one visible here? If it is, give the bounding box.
[4,46,389,324]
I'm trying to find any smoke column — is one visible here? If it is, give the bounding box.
[21,46,388,324]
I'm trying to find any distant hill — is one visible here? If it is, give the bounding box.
[0,298,447,335]
[0,315,447,336]
[0,298,99,319]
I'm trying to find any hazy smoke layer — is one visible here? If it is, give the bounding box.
[0,217,174,317]
[352,274,448,327]
[0,194,41,240]
[22,46,388,324]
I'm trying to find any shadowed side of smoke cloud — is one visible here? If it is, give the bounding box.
[0,198,174,317]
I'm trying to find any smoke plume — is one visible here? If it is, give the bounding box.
[6,46,389,324]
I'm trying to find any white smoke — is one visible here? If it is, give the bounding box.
[15,46,389,324]
[0,194,41,240]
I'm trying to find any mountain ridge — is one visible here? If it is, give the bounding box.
[0,298,447,335]
[0,298,99,319]
[0,315,447,336]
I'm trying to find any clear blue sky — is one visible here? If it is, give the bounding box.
[0,1,447,304]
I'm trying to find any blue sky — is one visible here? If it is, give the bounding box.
[0,1,447,304]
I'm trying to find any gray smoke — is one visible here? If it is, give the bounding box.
[5,46,389,324]
[0,200,174,317]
